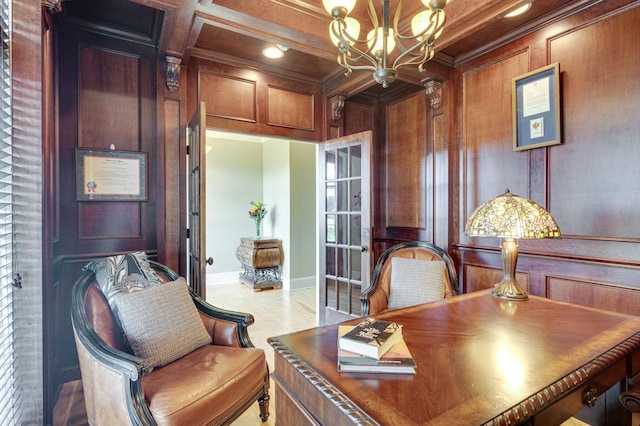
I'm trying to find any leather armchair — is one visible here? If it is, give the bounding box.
[361,241,460,316]
[71,260,270,425]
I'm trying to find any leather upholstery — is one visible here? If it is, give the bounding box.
[361,242,460,315]
[71,260,270,425]
[142,345,266,425]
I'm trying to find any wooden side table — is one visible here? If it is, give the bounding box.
[235,237,282,290]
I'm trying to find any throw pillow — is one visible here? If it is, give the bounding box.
[111,277,212,370]
[83,251,162,309]
[387,258,446,310]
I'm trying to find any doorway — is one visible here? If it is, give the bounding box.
[203,129,318,297]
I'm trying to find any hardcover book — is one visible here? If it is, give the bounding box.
[338,326,416,374]
[338,317,403,360]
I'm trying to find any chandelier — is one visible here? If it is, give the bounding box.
[323,0,450,88]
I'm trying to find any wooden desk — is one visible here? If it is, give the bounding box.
[268,290,640,425]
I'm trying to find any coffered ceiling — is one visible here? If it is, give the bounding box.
[55,0,600,97]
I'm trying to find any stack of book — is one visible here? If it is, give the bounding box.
[337,318,416,374]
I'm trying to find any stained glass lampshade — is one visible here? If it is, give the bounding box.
[464,189,561,301]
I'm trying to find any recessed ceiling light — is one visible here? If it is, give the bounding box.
[262,46,284,59]
[262,44,289,59]
[505,3,532,18]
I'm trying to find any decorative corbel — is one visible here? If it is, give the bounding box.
[42,0,63,13]
[330,94,346,122]
[424,80,442,110]
[165,56,182,93]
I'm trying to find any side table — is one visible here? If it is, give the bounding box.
[235,237,282,290]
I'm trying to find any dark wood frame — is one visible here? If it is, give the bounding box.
[76,148,147,201]
[512,63,561,151]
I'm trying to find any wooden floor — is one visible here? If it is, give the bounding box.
[53,281,317,426]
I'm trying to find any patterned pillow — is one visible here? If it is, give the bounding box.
[83,251,162,309]
[111,277,212,370]
[387,258,446,310]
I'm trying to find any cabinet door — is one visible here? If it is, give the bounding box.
[318,131,372,324]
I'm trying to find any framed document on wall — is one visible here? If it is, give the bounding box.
[512,63,561,151]
[76,149,147,201]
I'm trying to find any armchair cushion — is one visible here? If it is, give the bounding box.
[112,277,212,370]
[387,258,446,309]
[142,344,267,425]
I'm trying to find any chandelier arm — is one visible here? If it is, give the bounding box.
[340,44,380,69]
[425,12,447,45]
[392,10,446,68]
[393,44,434,71]
[367,0,379,33]
[364,0,380,64]
[393,0,403,39]
[325,0,447,87]
[330,20,366,47]
[417,47,436,72]
[340,58,380,72]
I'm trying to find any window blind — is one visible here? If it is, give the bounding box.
[0,0,14,422]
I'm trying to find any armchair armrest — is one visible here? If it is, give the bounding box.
[71,273,155,425]
[360,284,388,316]
[191,291,256,348]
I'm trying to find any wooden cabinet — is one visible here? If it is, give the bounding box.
[235,237,282,290]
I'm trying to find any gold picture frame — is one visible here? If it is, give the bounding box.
[512,63,561,151]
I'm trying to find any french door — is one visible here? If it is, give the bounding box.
[318,131,372,324]
[187,101,208,297]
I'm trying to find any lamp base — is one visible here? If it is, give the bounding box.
[491,279,529,301]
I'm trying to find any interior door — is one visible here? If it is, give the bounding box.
[318,130,372,324]
[187,101,208,297]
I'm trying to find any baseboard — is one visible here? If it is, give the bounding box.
[207,271,316,291]
[286,275,316,291]
[206,271,241,285]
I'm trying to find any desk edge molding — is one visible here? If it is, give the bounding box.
[268,336,381,426]
[483,331,640,426]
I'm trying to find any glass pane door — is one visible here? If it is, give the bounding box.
[319,131,371,324]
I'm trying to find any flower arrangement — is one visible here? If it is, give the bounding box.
[248,201,267,237]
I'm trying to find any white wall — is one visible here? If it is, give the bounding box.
[205,131,316,290]
[263,139,290,280]
[289,142,317,287]
[206,136,263,277]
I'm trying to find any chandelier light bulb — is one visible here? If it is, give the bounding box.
[329,17,361,47]
[322,0,357,15]
[367,27,396,55]
[411,9,446,41]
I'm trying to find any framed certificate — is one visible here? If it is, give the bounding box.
[76,149,147,201]
[512,63,561,151]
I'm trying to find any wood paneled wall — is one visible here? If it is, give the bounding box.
[44,0,640,419]
[187,58,323,142]
[337,2,640,319]
[49,26,159,393]
[453,3,640,314]
[370,85,452,261]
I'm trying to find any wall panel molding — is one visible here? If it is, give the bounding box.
[199,70,257,123]
[266,84,314,130]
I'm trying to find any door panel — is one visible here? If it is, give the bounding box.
[187,102,207,297]
[318,131,372,324]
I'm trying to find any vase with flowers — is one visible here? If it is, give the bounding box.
[248,201,267,238]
